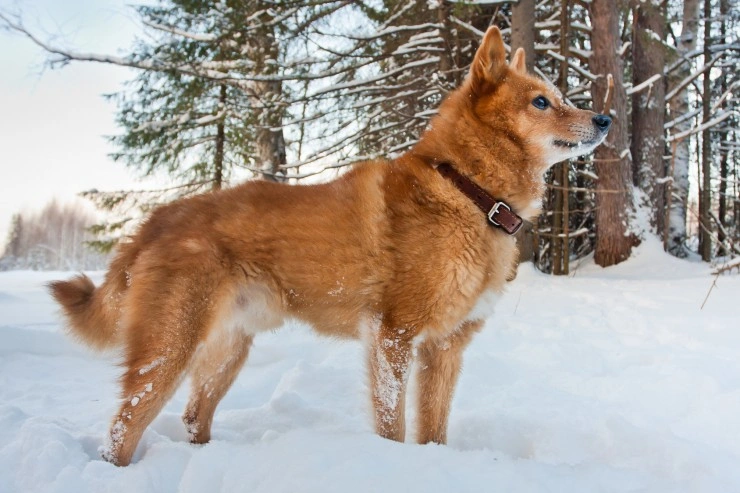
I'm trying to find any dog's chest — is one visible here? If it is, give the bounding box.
[453,232,516,326]
[466,288,501,322]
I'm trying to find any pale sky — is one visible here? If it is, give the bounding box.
[0,0,157,250]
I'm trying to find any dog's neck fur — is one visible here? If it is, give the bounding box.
[410,77,546,222]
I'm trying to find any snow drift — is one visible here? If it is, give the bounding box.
[0,237,739,492]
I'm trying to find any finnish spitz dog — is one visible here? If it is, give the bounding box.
[50,27,610,466]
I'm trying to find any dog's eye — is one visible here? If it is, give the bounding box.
[532,96,550,110]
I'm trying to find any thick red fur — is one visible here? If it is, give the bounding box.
[50,27,609,466]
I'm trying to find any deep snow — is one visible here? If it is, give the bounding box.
[1,237,739,493]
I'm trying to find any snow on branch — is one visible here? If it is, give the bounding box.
[449,16,484,38]
[665,54,722,101]
[307,56,441,98]
[342,23,443,41]
[665,108,702,130]
[668,111,735,142]
[626,73,661,96]
[664,43,738,77]
[545,50,597,81]
[0,11,374,86]
[711,80,740,113]
[132,110,227,133]
[142,20,218,42]
[0,11,244,81]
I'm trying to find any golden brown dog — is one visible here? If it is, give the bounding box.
[50,27,610,466]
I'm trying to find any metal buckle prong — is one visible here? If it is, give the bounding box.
[487,201,510,226]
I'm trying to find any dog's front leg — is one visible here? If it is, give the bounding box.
[368,325,413,442]
[416,320,482,444]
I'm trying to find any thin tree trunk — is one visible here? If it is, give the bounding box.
[511,0,536,72]
[213,84,226,191]
[667,0,700,256]
[735,136,740,233]
[699,0,713,261]
[631,0,666,232]
[552,0,570,275]
[512,0,537,265]
[253,79,287,182]
[436,1,453,76]
[717,0,730,255]
[589,0,636,267]
[251,5,286,182]
[560,0,570,275]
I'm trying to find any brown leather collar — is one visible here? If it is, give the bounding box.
[436,163,523,235]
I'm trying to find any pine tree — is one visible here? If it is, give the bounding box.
[82,0,292,246]
[3,0,737,264]
[105,1,265,191]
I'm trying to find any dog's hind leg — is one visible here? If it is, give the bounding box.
[369,324,413,442]
[102,272,224,466]
[183,331,253,444]
[415,320,481,444]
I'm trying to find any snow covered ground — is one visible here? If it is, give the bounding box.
[1,237,739,493]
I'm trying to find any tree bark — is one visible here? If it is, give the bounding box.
[699,0,712,261]
[250,5,287,182]
[213,84,226,191]
[254,78,287,182]
[589,0,636,267]
[552,0,570,275]
[436,1,453,76]
[717,0,730,255]
[631,0,666,232]
[511,0,536,72]
[667,0,700,256]
[512,0,537,264]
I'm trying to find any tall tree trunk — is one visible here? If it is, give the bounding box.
[252,80,287,181]
[717,0,730,255]
[213,84,226,191]
[251,5,287,182]
[631,0,666,232]
[512,0,537,264]
[699,0,713,261]
[552,0,570,275]
[511,0,536,72]
[436,1,453,76]
[667,0,700,256]
[589,0,636,267]
[254,78,287,182]
[735,136,740,234]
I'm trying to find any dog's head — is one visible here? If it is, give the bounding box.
[464,27,610,172]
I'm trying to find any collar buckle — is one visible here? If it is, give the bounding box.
[488,201,523,235]
[488,201,511,226]
[436,163,523,236]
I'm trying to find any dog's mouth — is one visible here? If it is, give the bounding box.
[543,133,609,166]
[552,135,604,150]
[553,139,580,149]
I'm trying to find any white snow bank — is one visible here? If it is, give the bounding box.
[1,239,739,492]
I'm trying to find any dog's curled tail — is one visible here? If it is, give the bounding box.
[48,274,120,351]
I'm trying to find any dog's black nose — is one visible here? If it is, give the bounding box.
[593,114,612,131]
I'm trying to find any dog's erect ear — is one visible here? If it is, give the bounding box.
[470,26,507,92]
[510,47,527,74]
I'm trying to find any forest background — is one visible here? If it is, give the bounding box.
[0,0,738,274]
